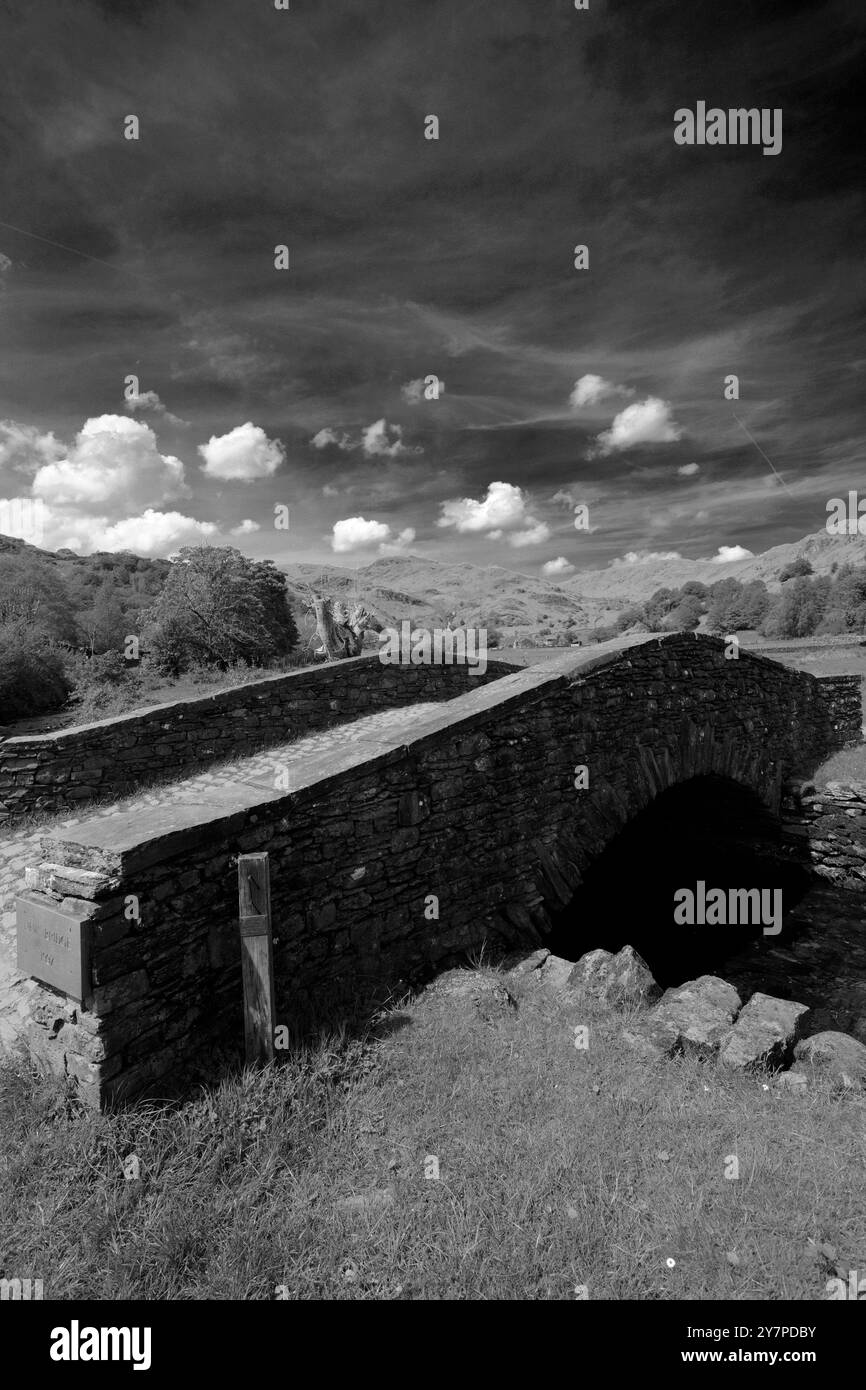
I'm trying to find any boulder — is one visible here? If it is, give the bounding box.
[791,1031,866,1088]
[621,1027,670,1060]
[645,975,742,1058]
[536,954,578,993]
[501,948,549,981]
[717,993,810,1071]
[774,1070,809,1092]
[429,969,516,1022]
[568,945,659,1007]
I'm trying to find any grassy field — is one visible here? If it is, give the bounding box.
[2,964,864,1301]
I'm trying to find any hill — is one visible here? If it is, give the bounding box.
[280,556,598,643]
[559,529,866,613]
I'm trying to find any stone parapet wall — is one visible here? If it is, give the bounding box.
[0,655,515,823]
[12,634,863,1106]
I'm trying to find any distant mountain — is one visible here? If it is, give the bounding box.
[281,529,866,641]
[280,555,598,640]
[558,528,866,612]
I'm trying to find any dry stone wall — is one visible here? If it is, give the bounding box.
[0,654,514,823]
[781,778,866,888]
[14,633,863,1107]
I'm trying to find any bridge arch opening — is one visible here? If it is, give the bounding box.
[546,774,813,989]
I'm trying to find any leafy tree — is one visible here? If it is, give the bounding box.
[0,552,76,643]
[706,579,769,633]
[778,557,814,582]
[613,604,646,633]
[78,582,128,655]
[659,594,703,631]
[760,577,825,638]
[642,588,680,631]
[143,545,299,675]
[816,565,866,634]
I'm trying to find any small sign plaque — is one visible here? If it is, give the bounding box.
[16,894,90,1003]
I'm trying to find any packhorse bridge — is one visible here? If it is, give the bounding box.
[5,632,862,1106]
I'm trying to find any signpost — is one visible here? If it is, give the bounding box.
[237,853,276,1065]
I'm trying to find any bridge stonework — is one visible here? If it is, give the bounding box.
[0,653,516,823]
[11,634,863,1106]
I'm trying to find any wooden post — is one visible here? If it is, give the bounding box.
[238,853,276,1065]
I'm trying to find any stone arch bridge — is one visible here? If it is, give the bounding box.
[11,632,863,1104]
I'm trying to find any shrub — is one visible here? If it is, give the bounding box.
[0,620,72,722]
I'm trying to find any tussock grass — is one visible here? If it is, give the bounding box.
[1,968,864,1301]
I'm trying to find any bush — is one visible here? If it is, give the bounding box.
[0,621,72,722]
[67,650,147,723]
[779,557,814,582]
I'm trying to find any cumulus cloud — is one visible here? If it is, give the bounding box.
[198,422,284,480]
[1,413,224,557]
[311,427,358,452]
[361,418,422,457]
[32,415,188,510]
[331,516,416,555]
[570,374,632,409]
[378,527,417,556]
[542,556,575,577]
[438,481,526,534]
[0,420,65,478]
[38,508,218,556]
[401,377,445,404]
[678,461,700,476]
[509,521,551,547]
[124,389,187,427]
[437,480,550,548]
[322,483,340,497]
[595,397,683,454]
[230,519,261,536]
[331,516,388,552]
[709,544,754,563]
[610,549,684,567]
[311,419,422,457]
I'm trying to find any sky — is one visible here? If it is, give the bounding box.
[0,0,864,579]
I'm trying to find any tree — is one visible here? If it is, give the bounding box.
[642,588,680,631]
[0,618,72,722]
[78,582,128,655]
[706,579,769,633]
[0,552,76,643]
[815,565,866,635]
[779,557,814,582]
[143,545,299,674]
[760,577,825,638]
[660,594,703,632]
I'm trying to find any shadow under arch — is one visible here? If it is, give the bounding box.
[545,773,813,989]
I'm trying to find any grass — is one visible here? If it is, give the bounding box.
[2,964,864,1301]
